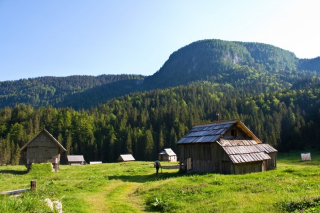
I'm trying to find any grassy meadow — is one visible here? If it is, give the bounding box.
[1,151,320,212]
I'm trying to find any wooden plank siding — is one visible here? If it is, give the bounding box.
[21,129,66,172]
[266,152,277,170]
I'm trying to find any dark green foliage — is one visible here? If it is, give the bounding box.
[278,196,320,212]
[0,74,144,109]
[1,79,320,163]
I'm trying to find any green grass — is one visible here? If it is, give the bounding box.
[1,151,320,212]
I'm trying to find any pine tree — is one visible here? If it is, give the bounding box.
[144,129,154,160]
[66,133,72,155]
[125,132,132,154]
[11,144,20,165]
[158,129,164,152]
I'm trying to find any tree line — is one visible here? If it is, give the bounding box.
[0,79,320,165]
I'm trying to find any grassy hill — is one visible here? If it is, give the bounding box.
[1,152,320,212]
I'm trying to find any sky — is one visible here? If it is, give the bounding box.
[0,0,320,81]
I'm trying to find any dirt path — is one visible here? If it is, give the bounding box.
[86,180,145,213]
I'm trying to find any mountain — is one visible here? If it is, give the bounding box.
[143,39,319,89]
[0,74,144,109]
[0,39,319,110]
[61,39,320,109]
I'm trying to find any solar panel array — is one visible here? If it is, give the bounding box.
[177,121,236,144]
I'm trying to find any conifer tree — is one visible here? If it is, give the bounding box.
[11,144,20,165]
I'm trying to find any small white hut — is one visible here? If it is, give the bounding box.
[159,148,177,162]
[118,154,135,162]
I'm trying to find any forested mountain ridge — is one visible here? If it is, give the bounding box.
[1,77,320,164]
[1,39,320,110]
[143,39,320,89]
[61,39,320,109]
[0,74,144,109]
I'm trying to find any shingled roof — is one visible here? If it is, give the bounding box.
[177,119,277,164]
[20,129,67,152]
[159,148,176,156]
[67,155,85,162]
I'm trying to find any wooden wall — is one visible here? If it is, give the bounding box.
[159,154,177,162]
[23,132,62,171]
[179,143,266,174]
[233,162,263,174]
[179,143,232,173]
[266,152,277,170]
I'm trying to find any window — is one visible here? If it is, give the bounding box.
[231,130,237,137]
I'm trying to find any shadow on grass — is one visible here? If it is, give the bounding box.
[0,169,28,175]
[109,170,206,183]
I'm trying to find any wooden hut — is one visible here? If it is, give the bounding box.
[67,155,86,165]
[20,129,67,172]
[177,119,277,174]
[118,154,135,162]
[159,148,177,162]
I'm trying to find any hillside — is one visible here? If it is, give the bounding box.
[56,39,320,109]
[0,74,144,109]
[0,39,320,110]
[1,153,320,212]
[143,39,319,88]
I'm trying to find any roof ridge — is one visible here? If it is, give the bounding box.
[193,119,238,126]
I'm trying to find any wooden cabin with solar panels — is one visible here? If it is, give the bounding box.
[177,115,277,174]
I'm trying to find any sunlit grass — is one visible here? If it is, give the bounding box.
[0,152,320,212]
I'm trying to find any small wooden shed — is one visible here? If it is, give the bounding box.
[20,129,67,172]
[67,155,86,165]
[118,154,135,162]
[177,119,277,174]
[159,148,177,162]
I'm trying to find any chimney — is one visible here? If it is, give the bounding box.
[216,113,220,121]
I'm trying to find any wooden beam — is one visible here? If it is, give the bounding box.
[0,188,29,195]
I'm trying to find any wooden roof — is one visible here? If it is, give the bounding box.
[67,155,85,162]
[177,119,261,144]
[119,154,135,161]
[20,129,67,152]
[218,139,277,164]
[177,119,278,164]
[159,148,176,156]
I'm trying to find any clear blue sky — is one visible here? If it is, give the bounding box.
[1,0,319,81]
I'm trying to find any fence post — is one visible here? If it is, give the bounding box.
[31,180,36,190]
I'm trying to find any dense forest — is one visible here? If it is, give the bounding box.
[0,74,144,109]
[1,77,320,165]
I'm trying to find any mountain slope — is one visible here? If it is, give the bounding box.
[143,39,318,89]
[0,39,320,109]
[0,74,144,109]
[62,39,320,109]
